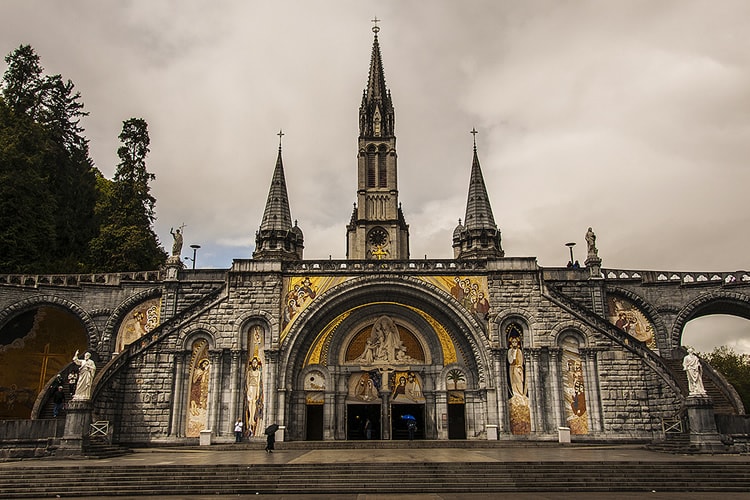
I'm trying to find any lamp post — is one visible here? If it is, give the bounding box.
[565,242,576,266]
[185,244,201,269]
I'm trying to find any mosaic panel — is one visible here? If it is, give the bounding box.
[607,296,657,350]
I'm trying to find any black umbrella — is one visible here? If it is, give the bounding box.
[264,424,279,435]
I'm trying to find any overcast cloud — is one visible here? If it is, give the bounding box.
[1,1,748,353]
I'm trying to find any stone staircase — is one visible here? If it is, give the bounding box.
[662,358,737,414]
[1,460,749,497]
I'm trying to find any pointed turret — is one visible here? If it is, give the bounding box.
[253,131,304,261]
[347,21,409,260]
[453,129,504,260]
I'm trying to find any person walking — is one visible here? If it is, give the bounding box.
[52,386,64,417]
[234,419,244,443]
[264,424,278,453]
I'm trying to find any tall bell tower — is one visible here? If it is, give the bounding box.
[346,20,409,260]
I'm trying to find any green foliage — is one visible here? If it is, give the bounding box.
[2,44,43,118]
[0,98,57,272]
[114,118,156,225]
[1,45,165,273]
[702,345,750,413]
[87,118,166,272]
[1,45,97,273]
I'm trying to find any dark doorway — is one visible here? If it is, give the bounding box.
[306,405,324,440]
[347,404,381,440]
[448,403,466,439]
[391,404,424,440]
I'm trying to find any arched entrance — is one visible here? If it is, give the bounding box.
[279,275,492,442]
[0,305,88,419]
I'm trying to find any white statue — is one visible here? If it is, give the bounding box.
[72,350,96,400]
[585,227,598,258]
[683,348,707,396]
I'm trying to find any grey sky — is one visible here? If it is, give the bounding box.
[1,1,748,353]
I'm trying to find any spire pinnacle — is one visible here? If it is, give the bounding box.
[254,133,304,261]
[453,132,504,259]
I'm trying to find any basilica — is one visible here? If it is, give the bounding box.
[1,26,747,448]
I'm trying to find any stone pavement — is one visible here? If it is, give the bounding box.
[2,443,748,468]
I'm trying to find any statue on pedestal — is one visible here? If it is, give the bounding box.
[585,227,598,258]
[170,227,184,257]
[683,348,707,396]
[72,351,96,400]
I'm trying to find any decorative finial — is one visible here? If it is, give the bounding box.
[470,127,478,150]
[371,16,380,34]
[277,129,284,149]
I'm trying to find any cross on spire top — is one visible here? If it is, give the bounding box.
[277,129,284,148]
[470,127,478,149]
[371,16,380,34]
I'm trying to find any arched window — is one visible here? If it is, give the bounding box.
[366,148,376,188]
[378,146,388,187]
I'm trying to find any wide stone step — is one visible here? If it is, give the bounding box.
[1,461,749,497]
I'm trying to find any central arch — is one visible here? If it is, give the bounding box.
[278,275,493,441]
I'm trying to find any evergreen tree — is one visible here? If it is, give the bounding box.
[88,118,166,271]
[2,45,44,119]
[39,74,98,270]
[1,45,97,272]
[0,97,57,272]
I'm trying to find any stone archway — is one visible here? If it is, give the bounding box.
[278,275,493,441]
[0,303,89,419]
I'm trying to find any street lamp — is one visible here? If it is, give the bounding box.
[565,242,576,266]
[184,244,201,269]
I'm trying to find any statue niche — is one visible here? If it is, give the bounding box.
[348,315,422,367]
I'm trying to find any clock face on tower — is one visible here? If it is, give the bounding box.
[368,227,388,247]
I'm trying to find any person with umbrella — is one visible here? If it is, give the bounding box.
[264,423,279,453]
[401,414,417,440]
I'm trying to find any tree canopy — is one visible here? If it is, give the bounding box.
[0,44,165,273]
[88,118,166,271]
[702,345,750,413]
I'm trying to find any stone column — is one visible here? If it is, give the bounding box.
[581,348,603,432]
[381,392,392,440]
[206,349,222,436]
[685,395,725,452]
[424,390,437,439]
[434,391,448,440]
[264,350,280,428]
[57,399,93,456]
[229,349,241,426]
[170,351,187,437]
[334,371,348,440]
[527,348,542,434]
[493,348,509,434]
[547,347,563,429]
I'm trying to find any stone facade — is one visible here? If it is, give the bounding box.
[1,28,749,448]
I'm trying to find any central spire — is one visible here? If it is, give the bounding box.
[359,21,394,138]
[347,21,409,260]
